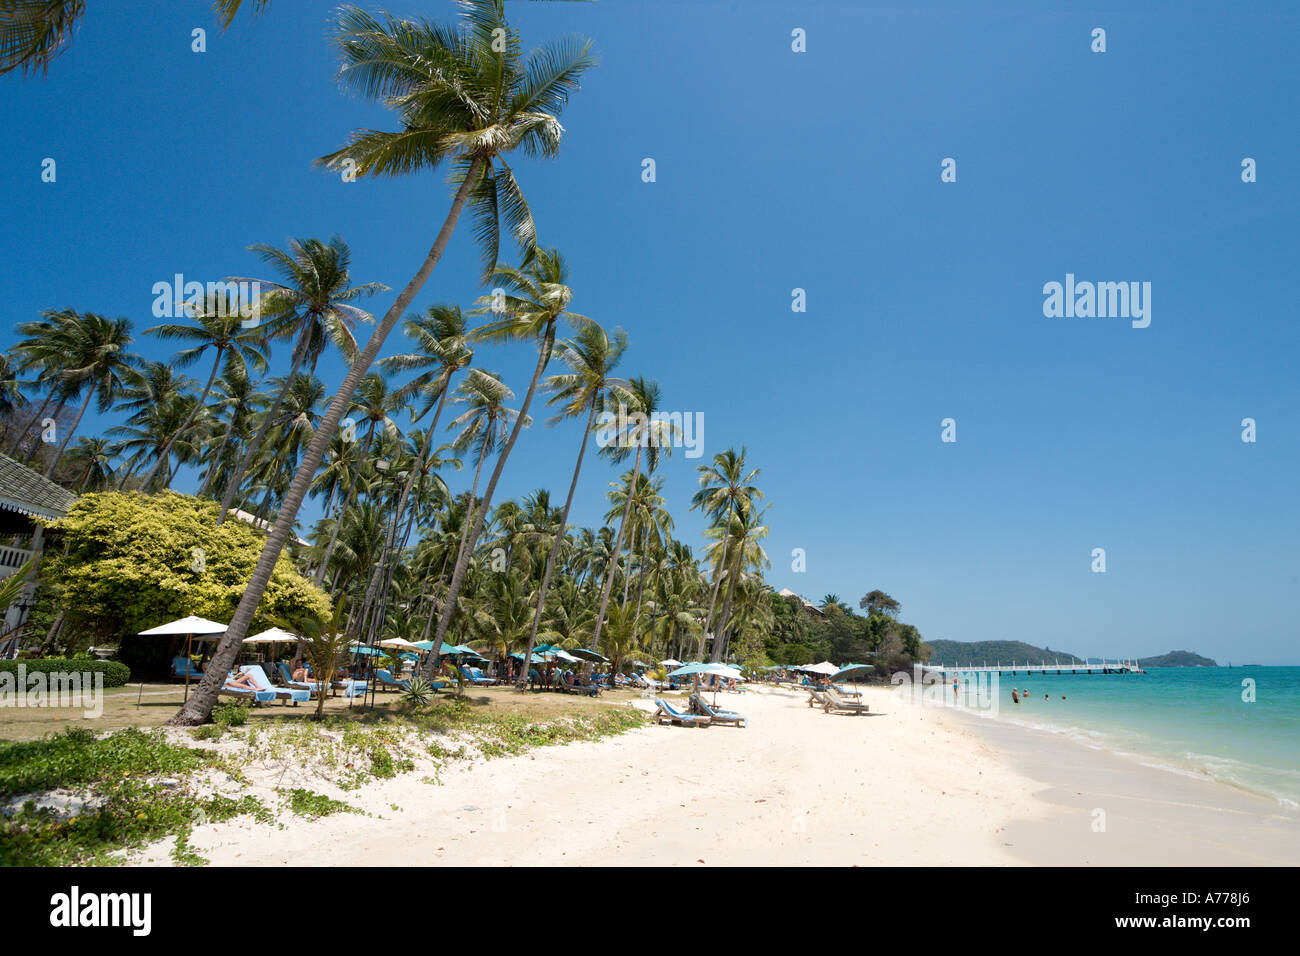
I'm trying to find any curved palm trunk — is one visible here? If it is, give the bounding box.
[421,326,555,680]
[43,387,94,478]
[313,425,377,585]
[143,347,224,490]
[621,523,636,611]
[710,541,746,662]
[25,395,67,466]
[8,389,52,457]
[167,156,484,726]
[587,442,643,658]
[217,327,310,523]
[517,399,598,686]
[696,549,726,658]
[354,379,453,629]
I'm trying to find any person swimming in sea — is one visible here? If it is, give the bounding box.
[1011,689,1020,704]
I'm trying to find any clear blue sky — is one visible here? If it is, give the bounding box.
[4,1,1298,663]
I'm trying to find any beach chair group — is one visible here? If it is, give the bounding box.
[806,684,869,715]
[219,664,310,706]
[652,696,748,728]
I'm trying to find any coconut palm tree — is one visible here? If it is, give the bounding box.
[515,323,629,682]
[423,247,589,672]
[355,305,473,614]
[707,506,771,662]
[43,311,137,477]
[66,435,117,491]
[197,362,262,496]
[586,376,680,659]
[691,447,763,640]
[142,308,268,490]
[9,309,81,464]
[217,236,383,522]
[171,0,593,726]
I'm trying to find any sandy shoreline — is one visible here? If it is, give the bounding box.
[139,683,1299,866]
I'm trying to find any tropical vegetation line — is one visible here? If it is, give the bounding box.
[2,1,929,727]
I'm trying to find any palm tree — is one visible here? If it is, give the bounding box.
[516,323,629,683]
[1,1,279,76]
[217,235,383,522]
[691,447,763,641]
[423,248,589,673]
[356,305,474,610]
[66,435,116,491]
[0,0,84,76]
[586,376,679,660]
[43,311,136,477]
[8,309,79,463]
[169,0,594,726]
[142,308,268,490]
[708,506,771,661]
[197,362,261,496]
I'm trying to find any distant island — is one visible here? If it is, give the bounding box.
[1136,650,1218,668]
[926,640,1083,666]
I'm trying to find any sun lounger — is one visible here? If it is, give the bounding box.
[689,694,747,728]
[807,688,830,708]
[240,664,310,705]
[464,666,497,686]
[375,668,410,691]
[653,697,708,727]
[171,656,204,680]
[822,684,869,715]
[275,661,326,698]
[220,673,277,704]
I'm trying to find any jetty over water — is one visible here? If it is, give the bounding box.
[922,660,1145,677]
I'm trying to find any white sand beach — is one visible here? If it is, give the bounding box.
[142,684,1300,866]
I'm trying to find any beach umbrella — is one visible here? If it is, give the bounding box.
[245,626,301,678]
[138,615,227,704]
[803,661,839,676]
[661,658,682,667]
[833,663,872,697]
[377,637,420,650]
[568,648,608,663]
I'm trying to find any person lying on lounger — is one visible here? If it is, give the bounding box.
[292,663,310,681]
[226,670,260,691]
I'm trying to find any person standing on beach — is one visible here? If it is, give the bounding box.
[1011,689,1019,704]
[953,678,959,701]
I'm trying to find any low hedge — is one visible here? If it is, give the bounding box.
[0,658,131,688]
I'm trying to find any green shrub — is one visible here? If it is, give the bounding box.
[0,658,131,688]
[212,699,248,727]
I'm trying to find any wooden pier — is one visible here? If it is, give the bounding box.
[922,660,1145,676]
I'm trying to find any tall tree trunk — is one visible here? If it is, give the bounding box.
[587,442,642,657]
[167,156,484,726]
[517,399,598,686]
[354,379,453,630]
[218,327,310,523]
[421,324,555,679]
[710,540,746,662]
[313,424,377,585]
[43,386,94,478]
[697,546,726,659]
[199,411,239,496]
[143,347,224,490]
[25,395,67,466]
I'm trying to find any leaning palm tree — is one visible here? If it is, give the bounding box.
[169,0,594,726]
[516,324,629,658]
[217,235,384,522]
[142,307,268,490]
[422,248,589,676]
[586,376,680,660]
[356,305,474,611]
[43,311,136,477]
[691,447,762,640]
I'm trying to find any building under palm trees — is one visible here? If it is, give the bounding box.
[0,452,78,645]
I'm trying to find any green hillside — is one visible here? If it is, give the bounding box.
[925,640,1082,666]
[1137,650,1218,667]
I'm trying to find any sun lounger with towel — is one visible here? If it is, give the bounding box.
[239,664,310,705]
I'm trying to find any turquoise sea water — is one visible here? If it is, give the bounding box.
[970,666,1300,807]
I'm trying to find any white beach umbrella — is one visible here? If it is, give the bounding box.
[661,658,682,667]
[138,615,228,704]
[245,626,299,644]
[803,661,839,676]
